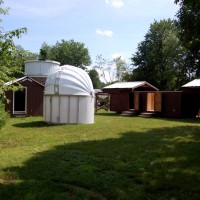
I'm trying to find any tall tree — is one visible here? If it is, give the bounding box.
[88,69,102,89]
[95,54,131,83]
[0,0,27,127]
[175,0,200,77]
[94,55,115,83]
[131,19,190,90]
[12,45,38,78]
[39,40,91,69]
[0,0,27,95]
[113,56,127,82]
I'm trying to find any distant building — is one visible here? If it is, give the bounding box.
[103,81,158,114]
[103,80,200,118]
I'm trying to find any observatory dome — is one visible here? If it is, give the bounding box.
[44,65,94,96]
[43,65,94,124]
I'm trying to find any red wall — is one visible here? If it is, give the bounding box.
[5,79,44,116]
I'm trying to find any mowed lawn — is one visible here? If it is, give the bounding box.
[0,112,200,200]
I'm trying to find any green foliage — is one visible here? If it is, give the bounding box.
[131,19,191,90]
[175,0,200,76]
[0,0,29,127]
[12,45,38,78]
[39,48,47,60]
[0,115,200,199]
[39,40,91,69]
[88,69,102,89]
[0,99,8,129]
[0,0,27,97]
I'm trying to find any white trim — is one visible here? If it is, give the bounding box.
[4,76,44,87]
[24,60,60,65]
[13,87,27,114]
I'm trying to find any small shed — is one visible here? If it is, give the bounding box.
[134,91,187,118]
[4,60,60,116]
[5,76,44,116]
[103,81,158,114]
[43,65,94,124]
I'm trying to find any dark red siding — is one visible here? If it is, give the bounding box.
[181,92,200,118]
[104,84,200,118]
[30,77,47,85]
[103,85,157,114]
[5,78,44,116]
[161,92,182,118]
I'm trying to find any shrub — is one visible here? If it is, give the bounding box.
[0,100,9,129]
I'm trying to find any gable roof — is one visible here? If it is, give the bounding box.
[4,76,44,87]
[103,81,158,90]
[181,79,200,88]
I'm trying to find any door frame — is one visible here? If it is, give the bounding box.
[13,87,27,114]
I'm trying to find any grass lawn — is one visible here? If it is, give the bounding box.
[0,112,200,200]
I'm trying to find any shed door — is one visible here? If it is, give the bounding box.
[147,93,155,111]
[13,88,27,114]
[129,93,134,109]
[154,92,162,112]
[134,92,139,110]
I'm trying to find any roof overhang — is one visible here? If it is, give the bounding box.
[103,81,158,91]
[3,76,44,87]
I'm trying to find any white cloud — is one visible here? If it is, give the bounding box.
[111,53,125,60]
[96,29,113,37]
[105,0,124,8]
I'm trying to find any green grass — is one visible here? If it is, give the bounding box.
[0,112,200,200]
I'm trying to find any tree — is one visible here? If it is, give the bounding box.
[88,69,102,89]
[39,40,91,69]
[0,0,27,95]
[39,48,47,60]
[39,42,52,60]
[175,0,200,77]
[113,56,127,82]
[12,45,38,78]
[131,19,190,90]
[95,54,131,83]
[94,55,115,83]
[0,0,27,127]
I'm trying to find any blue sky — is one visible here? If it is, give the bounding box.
[2,0,179,65]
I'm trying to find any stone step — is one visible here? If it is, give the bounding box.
[120,110,138,116]
[138,112,157,118]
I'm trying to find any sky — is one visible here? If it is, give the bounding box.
[2,0,179,66]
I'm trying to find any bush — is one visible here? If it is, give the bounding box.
[0,100,9,129]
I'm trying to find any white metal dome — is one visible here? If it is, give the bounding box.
[44,65,94,96]
[43,65,94,124]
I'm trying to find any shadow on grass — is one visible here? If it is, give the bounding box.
[12,121,62,128]
[0,126,200,200]
[152,117,200,124]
